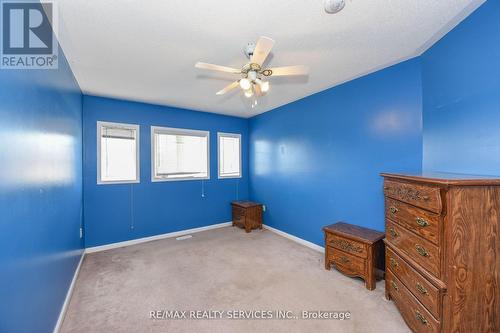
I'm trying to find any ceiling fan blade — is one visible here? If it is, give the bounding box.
[251,36,275,66]
[266,65,308,76]
[195,62,241,74]
[216,81,240,95]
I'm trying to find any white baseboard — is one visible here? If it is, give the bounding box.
[264,224,325,253]
[53,251,85,333]
[85,222,232,253]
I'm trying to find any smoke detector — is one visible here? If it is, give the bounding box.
[324,0,345,14]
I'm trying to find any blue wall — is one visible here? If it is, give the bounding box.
[249,59,423,246]
[422,1,500,175]
[0,48,83,332]
[83,96,249,247]
[1,1,496,330]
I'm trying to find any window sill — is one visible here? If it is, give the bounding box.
[151,176,210,182]
[97,179,140,185]
[218,175,242,179]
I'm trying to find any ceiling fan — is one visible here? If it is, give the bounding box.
[195,36,308,98]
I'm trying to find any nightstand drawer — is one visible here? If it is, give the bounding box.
[327,233,367,258]
[232,206,245,224]
[385,197,440,245]
[329,250,366,277]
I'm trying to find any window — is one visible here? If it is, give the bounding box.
[218,132,241,178]
[97,121,139,184]
[151,126,209,181]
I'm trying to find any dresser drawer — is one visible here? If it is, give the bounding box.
[328,249,366,277]
[387,247,441,319]
[387,270,440,333]
[326,233,367,258]
[385,197,441,245]
[384,180,442,213]
[386,221,440,278]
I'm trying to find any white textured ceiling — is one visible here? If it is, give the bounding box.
[54,0,484,118]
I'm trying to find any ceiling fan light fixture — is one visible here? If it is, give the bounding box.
[195,36,308,100]
[239,78,251,90]
[248,70,257,81]
[260,81,270,93]
[255,78,270,93]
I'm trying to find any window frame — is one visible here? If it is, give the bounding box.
[151,126,210,182]
[217,132,242,179]
[97,121,140,185]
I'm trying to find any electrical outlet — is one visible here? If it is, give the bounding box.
[262,205,266,212]
[79,227,83,239]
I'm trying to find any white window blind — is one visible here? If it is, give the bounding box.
[152,127,209,181]
[218,133,241,178]
[98,122,139,184]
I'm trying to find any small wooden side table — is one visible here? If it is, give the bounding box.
[231,201,263,233]
[323,222,385,290]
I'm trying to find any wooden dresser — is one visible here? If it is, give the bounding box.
[382,173,499,333]
[231,201,263,233]
[324,222,385,290]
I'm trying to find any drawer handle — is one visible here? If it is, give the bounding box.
[421,196,430,201]
[390,206,399,214]
[389,227,399,238]
[416,217,430,227]
[339,256,350,264]
[389,258,399,269]
[415,244,429,257]
[390,281,398,291]
[415,310,429,326]
[416,282,429,295]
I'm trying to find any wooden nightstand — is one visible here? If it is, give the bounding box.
[323,222,385,290]
[231,201,263,233]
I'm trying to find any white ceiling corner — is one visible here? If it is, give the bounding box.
[53,0,485,118]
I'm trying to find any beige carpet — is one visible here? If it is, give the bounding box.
[60,226,409,333]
